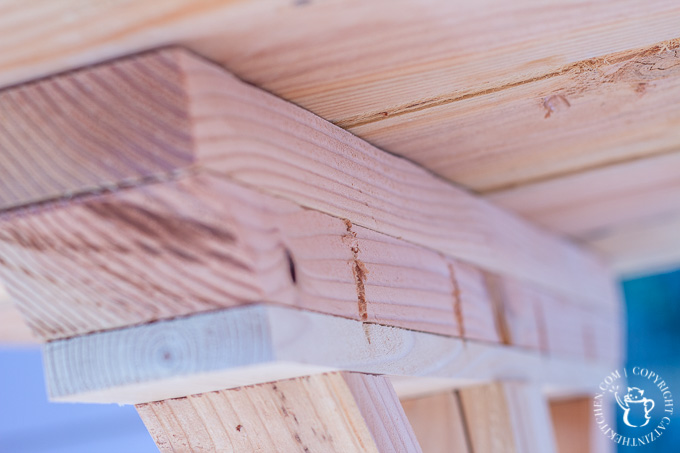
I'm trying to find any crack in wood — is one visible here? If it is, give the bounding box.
[336,38,680,133]
[343,219,372,343]
[447,261,465,339]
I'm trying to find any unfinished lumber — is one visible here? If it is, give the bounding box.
[44,305,615,405]
[179,48,615,308]
[400,391,470,453]
[3,2,680,199]
[550,397,594,453]
[587,212,680,276]
[136,372,421,453]
[0,166,620,364]
[0,173,500,341]
[0,51,192,210]
[487,151,680,238]
[354,41,680,193]
[0,48,616,309]
[460,382,557,453]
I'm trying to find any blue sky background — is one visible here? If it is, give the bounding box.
[1,269,679,452]
[0,347,157,453]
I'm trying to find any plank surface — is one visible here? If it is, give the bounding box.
[460,382,557,453]
[0,173,502,341]
[401,391,470,453]
[355,42,680,193]
[587,212,680,276]
[178,49,616,307]
[136,372,421,453]
[488,145,680,237]
[3,1,680,274]
[0,49,618,346]
[44,305,616,404]
[0,51,192,210]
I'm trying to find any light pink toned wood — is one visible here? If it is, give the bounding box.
[0,174,494,342]
[0,51,192,210]
[179,49,616,308]
[0,49,619,359]
[136,372,421,453]
[401,391,471,453]
[460,382,557,453]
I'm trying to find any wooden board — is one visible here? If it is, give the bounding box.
[354,42,680,193]
[0,48,619,348]
[459,382,557,453]
[0,173,501,341]
[587,212,680,276]
[488,148,680,238]
[180,48,616,307]
[137,371,421,453]
[44,305,616,405]
[2,1,680,274]
[0,50,192,210]
[401,392,470,453]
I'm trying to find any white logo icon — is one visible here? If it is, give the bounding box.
[593,366,673,447]
[615,387,655,428]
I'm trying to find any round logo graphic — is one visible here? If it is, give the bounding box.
[594,366,674,447]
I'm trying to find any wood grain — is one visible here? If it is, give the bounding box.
[136,372,421,453]
[485,274,622,360]
[586,212,680,276]
[401,391,470,453]
[0,49,619,353]
[2,2,680,275]
[0,50,192,210]
[44,305,617,404]
[0,172,505,341]
[459,384,517,453]
[488,148,680,238]
[354,42,680,193]
[178,49,616,308]
[460,382,557,453]
[3,1,680,196]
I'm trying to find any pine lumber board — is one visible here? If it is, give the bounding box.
[2,1,680,198]
[459,382,557,453]
[5,2,680,273]
[0,168,620,362]
[487,151,680,238]
[136,372,421,453]
[0,48,620,343]
[179,48,616,308]
[0,173,501,342]
[550,398,593,453]
[400,391,471,453]
[586,212,680,276]
[354,42,680,193]
[0,50,192,210]
[44,305,617,405]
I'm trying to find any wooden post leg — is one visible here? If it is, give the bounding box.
[401,391,471,453]
[459,382,558,453]
[136,372,421,453]
[550,396,613,453]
